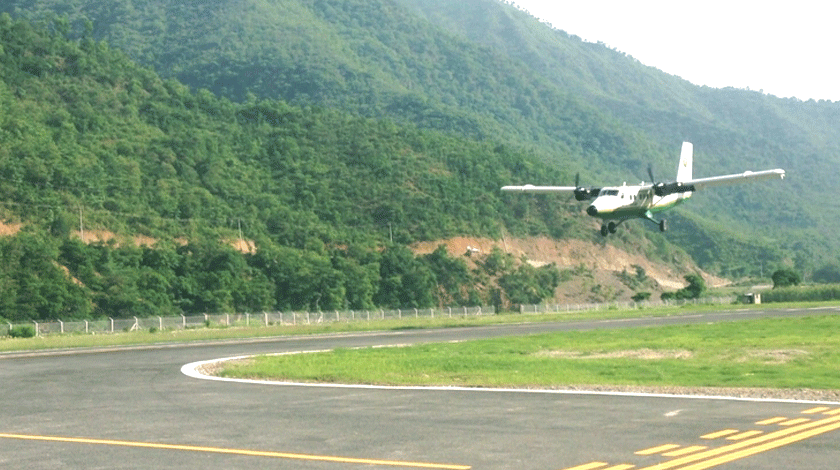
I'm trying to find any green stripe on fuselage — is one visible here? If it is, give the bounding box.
[593,195,688,221]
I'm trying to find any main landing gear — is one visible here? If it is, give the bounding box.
[599,218,667,237]
[600,222,619,237]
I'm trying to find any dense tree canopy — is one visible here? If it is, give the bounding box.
[0,16,569,321]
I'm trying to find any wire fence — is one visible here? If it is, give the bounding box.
[1,306,494,337]
[517,296,736,314]
[1,296,741,337]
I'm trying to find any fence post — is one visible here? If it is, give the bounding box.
[33,321,39,337]
[181,314,186,329]
[158,316,163,331]
[59,319,64,334]
[84,320,88,334]
[264,312,268,326]
[110,318,114,333]
[246,312,250,326]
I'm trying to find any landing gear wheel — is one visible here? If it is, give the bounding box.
[608,222,617,234]
[659,219,667,232]
[600,224,609,237]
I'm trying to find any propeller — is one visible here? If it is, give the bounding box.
[647,164,694,197]
[573,172,599,201]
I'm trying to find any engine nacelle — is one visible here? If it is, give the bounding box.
[574,187,600,201]
[653,182,695,197]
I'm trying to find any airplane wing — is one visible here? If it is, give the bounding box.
[500,185,577,193]
[652,168,785,196]
[686,168,786,191]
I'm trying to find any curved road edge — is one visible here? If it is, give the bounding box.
[180,351,840,406]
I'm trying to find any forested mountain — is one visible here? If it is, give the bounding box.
[0,14,581,321]
[1,0,839,320]
[5,0,837,275]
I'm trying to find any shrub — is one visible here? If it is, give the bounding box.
[772,268,801,289]
[8,325,36,338]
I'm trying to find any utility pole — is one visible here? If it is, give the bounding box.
[79,206,84,242]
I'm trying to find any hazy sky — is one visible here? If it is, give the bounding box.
[511,1,839,102]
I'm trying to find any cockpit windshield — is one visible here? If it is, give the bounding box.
[599,189,619,196]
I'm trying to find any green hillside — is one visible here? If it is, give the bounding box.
[1,0,839,320]
[4,0,836,277]
[0,15,580,321]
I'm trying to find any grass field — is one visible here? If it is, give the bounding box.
[218,314,840,391]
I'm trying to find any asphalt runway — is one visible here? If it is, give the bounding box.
[3,307,840,469]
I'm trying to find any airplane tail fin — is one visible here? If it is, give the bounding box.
[676,142,693,182]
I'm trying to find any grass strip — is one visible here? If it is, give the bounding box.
[219,315,840,390]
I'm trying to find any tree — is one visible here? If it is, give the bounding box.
[677,273,706,299]
[498,263,560,305]
[772,268,801,289]
[374,245,436,308]
[812,263,840,284]
[662,273,706,301]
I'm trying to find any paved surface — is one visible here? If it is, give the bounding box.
[2,307,840,469]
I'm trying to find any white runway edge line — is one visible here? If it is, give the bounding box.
[181,351,840,406]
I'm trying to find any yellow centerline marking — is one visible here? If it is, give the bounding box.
[562,408,840,470]
[699,429,738,439]
[663,419,840,470]
[636,444,680,455]
[0,433,471,470]
[602,465,635,470]
[636,414,840,470]
[802,407,830,414]
[779,418,810,426]
[562,462,609,470]
[726,430,763,440]
[661,446,706,457]
[756,417,787,425]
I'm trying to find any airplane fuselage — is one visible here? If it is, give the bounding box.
[585,184,691,221]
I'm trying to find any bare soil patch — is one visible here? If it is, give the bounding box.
[411,236,729,304]
[536,349,694,360]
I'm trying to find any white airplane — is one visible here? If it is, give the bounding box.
[502,142,785,236]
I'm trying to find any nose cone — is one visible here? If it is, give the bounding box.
[586,205,598,216]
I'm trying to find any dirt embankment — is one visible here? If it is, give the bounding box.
[0,221,256,254]
[412,236,729,304]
